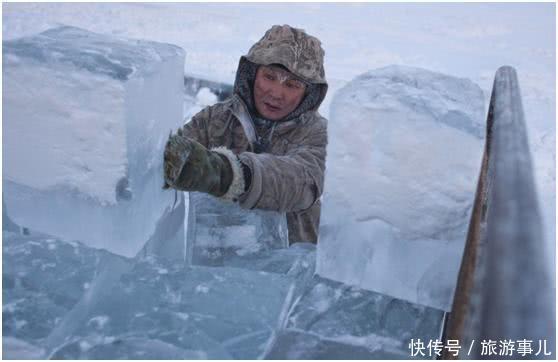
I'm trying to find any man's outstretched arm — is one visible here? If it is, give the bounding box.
[164,109,327,213]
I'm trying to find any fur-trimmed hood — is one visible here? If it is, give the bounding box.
[233,25,328,122]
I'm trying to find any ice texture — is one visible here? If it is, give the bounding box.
[318,65,485,311]
[2,231,119,351]
[2,26,186,257]
[2,198,20,233]
[263,330,410,359]
[2,228,317,359]
[263,275,444,359]
[186,192,288,267]
[3,337,45,360]
[4,218,444,359]
[47,262,292,359]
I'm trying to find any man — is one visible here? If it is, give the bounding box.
[164,24,328,244]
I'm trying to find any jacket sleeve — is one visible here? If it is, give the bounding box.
[180,107,211,147]
[238,117,327,213]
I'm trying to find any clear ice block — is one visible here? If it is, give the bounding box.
[3,26,185,257]
[319,65,485,311]
[186,192,289,267]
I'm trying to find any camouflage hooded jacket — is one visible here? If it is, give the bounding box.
[181,25,328,244]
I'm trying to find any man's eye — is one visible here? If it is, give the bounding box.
[264,73,276,81]
[286,80,304,89]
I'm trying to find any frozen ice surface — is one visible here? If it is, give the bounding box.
[3,226,319,359]
[3,225,446,359]
[186,192,289,267]
[45,260,300,359]
[318,65,485,311]
[2,199,20,233]
[263,330,410,359]
[221,242,316,276]
[51,337,208,359]
[264,275,444,359]
[2,337,45,360]
[3,26,185,257]
[286,277,444,344]
[2,231,119,350]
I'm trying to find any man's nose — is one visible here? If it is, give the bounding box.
[268,81,285,100]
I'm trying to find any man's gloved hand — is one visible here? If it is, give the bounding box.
[163,129,233,197]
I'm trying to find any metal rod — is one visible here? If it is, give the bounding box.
[443,66,555,359]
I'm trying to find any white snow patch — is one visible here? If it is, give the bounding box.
[196,87,218,106]
[79,340,93,352]
[156,267,169,275]
[15,319,28,330]
[3,299,25,313]
[195,284,210,294]
[175,312,190,321]
[87,315,110,329]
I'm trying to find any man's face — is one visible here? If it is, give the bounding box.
[253,65,307,121]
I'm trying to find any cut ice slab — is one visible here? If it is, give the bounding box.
[319,65,485,311]
[3,222,318,359]
[318,219,465,311]
[2,231,117,346]
[46,256,310,359]
[3,26,185,257]
[186,192,289,267]
[264,275,445,359]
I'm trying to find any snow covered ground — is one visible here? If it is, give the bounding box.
[3,1,555,257]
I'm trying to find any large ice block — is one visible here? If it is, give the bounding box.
[3,26,185,257]
[318,65,485,311]
[186,192,288,267]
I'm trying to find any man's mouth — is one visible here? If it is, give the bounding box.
[263,102,281,112]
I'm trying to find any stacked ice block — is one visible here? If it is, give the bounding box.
[318,65,485,311]
[3,26,186,257]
